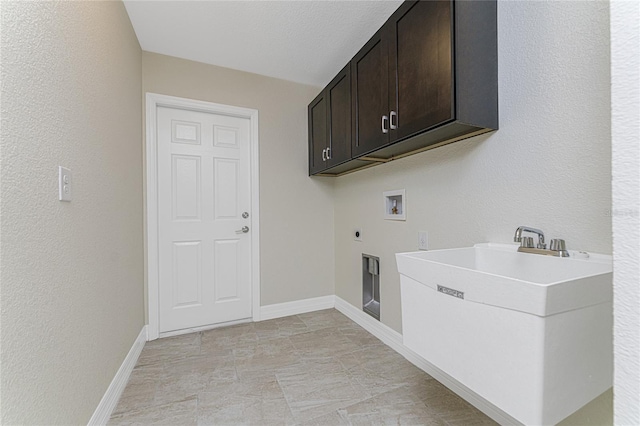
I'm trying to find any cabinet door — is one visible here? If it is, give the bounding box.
[308,91,328,175]
[327,64,351,167]
[389,0,454,141]
[351,28,389,157]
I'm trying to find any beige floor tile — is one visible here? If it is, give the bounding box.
[339,325,387,349]
[289,329,362,358]
[233,337,302,381]
[204,363,240,386]
[233,336,297,360]
[111,309,494,426]
[201,333,258,353]
[126,364,163,385]
[201,322,255,340]
[161,354,224,376]
[109,397,197,425]
[200,323,258,351]
[276,357,371,422]
[297,409,351,426]
[136,335,201,367]
[111,381,159,415]
[197,375,294,425]
[254,316,310,341]
[297,309,353,331]
[153,371,209,405]
[437,406,498,426]
[339,387,448,426]
[422,387,476,413]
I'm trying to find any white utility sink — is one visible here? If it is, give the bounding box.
[396,243,612,425]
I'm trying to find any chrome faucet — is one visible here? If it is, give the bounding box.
[514,226,569,257]
[514,226,546,249]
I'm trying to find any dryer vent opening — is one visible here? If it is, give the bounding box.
[362,254,380,321]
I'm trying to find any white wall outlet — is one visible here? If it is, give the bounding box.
[354,227,362,242]
[58,166,72,202]
[418,231,428,250]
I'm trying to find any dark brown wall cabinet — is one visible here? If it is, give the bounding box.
[308,64,352,174]
[309,0,497,176]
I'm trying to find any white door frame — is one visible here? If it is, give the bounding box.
[145,93,260,340]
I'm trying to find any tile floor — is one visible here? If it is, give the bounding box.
[110,309,496,425]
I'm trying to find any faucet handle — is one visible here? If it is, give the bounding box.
[521,237,534,248]
[550,239,566,251]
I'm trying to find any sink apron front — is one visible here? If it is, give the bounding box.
[397,245,612,426]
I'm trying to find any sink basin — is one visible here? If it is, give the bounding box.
[396,243,612,317]
[396,243,612,425]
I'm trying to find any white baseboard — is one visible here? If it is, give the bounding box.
[259,295,336,321]
[88,326,147,425]
[334,296,520,426]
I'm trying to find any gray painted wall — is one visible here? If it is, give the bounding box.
[1,1,143,423]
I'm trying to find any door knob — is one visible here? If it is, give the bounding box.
[236,226,250,234]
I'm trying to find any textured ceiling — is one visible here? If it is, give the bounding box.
[123,1,402,87]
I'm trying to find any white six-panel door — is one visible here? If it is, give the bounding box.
[157,106,252,333]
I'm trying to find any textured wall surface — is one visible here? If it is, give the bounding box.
[611,1,640,424]
[333,0,612,421]
[142,52,334,310]
[334,0,611,333]
[0,2,143,424]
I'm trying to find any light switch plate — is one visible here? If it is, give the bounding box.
[418,231,428,250]
[59,166,72,202]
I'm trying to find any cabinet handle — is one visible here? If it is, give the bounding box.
[381,115,389,134]
[322,148,326,161]
[326,147,331,160]
[390,111,397,130]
